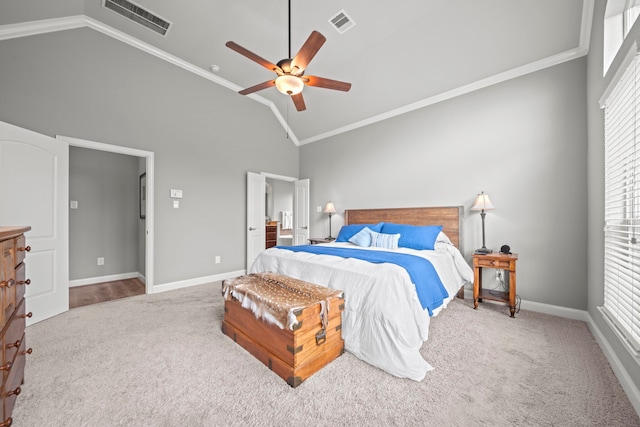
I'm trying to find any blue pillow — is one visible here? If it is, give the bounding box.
[349,227,373,247]
[370,231,400,249]
[380,223,443,250]
[336,222,384,242]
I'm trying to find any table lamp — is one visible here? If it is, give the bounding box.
[471,191,495,254]
[324,202,336,240]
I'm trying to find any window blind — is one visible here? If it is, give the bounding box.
[602,50,640,356]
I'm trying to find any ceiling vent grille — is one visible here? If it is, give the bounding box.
[103,0,172,36]
[329,9,355,34]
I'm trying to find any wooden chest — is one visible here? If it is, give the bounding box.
[221,273,344,387]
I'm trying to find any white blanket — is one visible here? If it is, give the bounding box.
[249,241,473,381]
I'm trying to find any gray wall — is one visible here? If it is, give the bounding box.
[301,57,588,311]
[586,1,640,395]
[69,146,139,280]
[0,27,299,285]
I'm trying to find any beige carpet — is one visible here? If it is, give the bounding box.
[12,282,640,426]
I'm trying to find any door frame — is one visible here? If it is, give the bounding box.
[57,135,155,294]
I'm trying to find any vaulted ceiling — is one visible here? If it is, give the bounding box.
[0,0,592,145]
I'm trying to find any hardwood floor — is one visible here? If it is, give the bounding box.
[69,278,146,309]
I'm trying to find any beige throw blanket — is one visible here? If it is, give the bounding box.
[222,273,343,331]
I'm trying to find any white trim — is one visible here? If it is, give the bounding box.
[462,289,640,416]
[580,0,595,54]
[519,299,590,321]
[262,172,298,182]
[599,41,638,106]
[0,15,86,40]
[0,14,591,146]
[57,135,155,295]
[587,312,640,417]
[462,290,589,321]
[301,46,589,145]
[153,270,245,294]
[69,272,139,288]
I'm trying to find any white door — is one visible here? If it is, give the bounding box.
[246,172,266,270]
[0,121,69,325]
[294,179,310,245]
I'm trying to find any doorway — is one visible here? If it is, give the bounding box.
[58,136,155,295]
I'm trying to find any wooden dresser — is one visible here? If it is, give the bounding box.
[0,226,32,427]
[266,222,278,249]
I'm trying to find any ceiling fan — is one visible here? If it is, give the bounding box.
[225,0,351,112]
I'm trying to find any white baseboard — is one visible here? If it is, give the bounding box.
[587,313,640,417]
[151,270,245,294]
[69,272,141,288]
[462,288,639,416]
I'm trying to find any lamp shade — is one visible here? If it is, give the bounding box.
[324,202,336,214]
[470,192,495,211]
[275,75,304,95]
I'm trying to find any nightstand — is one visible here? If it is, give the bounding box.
[472,252,518,317]
[308,237,335,244]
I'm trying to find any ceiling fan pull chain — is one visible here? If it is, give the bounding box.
[288,0,291,59]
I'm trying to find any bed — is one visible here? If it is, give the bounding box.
[248,206,473,381]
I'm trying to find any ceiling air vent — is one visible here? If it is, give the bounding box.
[329,9,355,34]
[103,0,172,36]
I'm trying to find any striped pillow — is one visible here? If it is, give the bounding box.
[370,231,400,249]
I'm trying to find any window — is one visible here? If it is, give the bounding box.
[601,49,640,358]
[603,0,640,76]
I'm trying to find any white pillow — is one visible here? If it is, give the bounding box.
[370,231,400,249]
[348,226,373,247]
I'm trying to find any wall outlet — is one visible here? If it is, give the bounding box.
[215,256,221,264]
[97,257,104,266]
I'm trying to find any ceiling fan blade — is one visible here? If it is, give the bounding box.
[226,41,282,73]
[303,76,352,92]
[291,31,326,74]
[291,93,306,111]
[239,80,276,95]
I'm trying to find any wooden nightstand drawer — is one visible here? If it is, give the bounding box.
[475,257,511,269]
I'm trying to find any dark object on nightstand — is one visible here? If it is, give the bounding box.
[500,244,511,254]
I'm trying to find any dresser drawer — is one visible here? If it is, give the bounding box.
[3,300,26,369]
[0,241,12,285]
[14,264,27,305]
[2,336,26,422]
[14,236,27,266]
[475,257,512,269]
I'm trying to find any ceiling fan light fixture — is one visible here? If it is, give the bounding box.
[275,75,304,95]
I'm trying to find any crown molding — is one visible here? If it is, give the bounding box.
[1,3,594,147]
[0,15,301,146]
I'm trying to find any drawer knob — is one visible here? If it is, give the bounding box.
[21,312,33,319]
[6,387,21,397]
[21,348,32,356]
[1,279,15,288]
[0,362,11,371]
[17,279,30,286]
[18,246,30,252]
[6,340,20,349]
[0,417,13,427]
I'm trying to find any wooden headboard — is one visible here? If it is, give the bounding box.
[344,206,464,253]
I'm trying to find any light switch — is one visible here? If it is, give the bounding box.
[70,201,78,209]
[170,189,183,198]
[173,200,180,208]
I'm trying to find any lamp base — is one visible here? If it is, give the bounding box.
[474,247,493,254]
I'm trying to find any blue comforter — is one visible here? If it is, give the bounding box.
[276,245,449,315]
